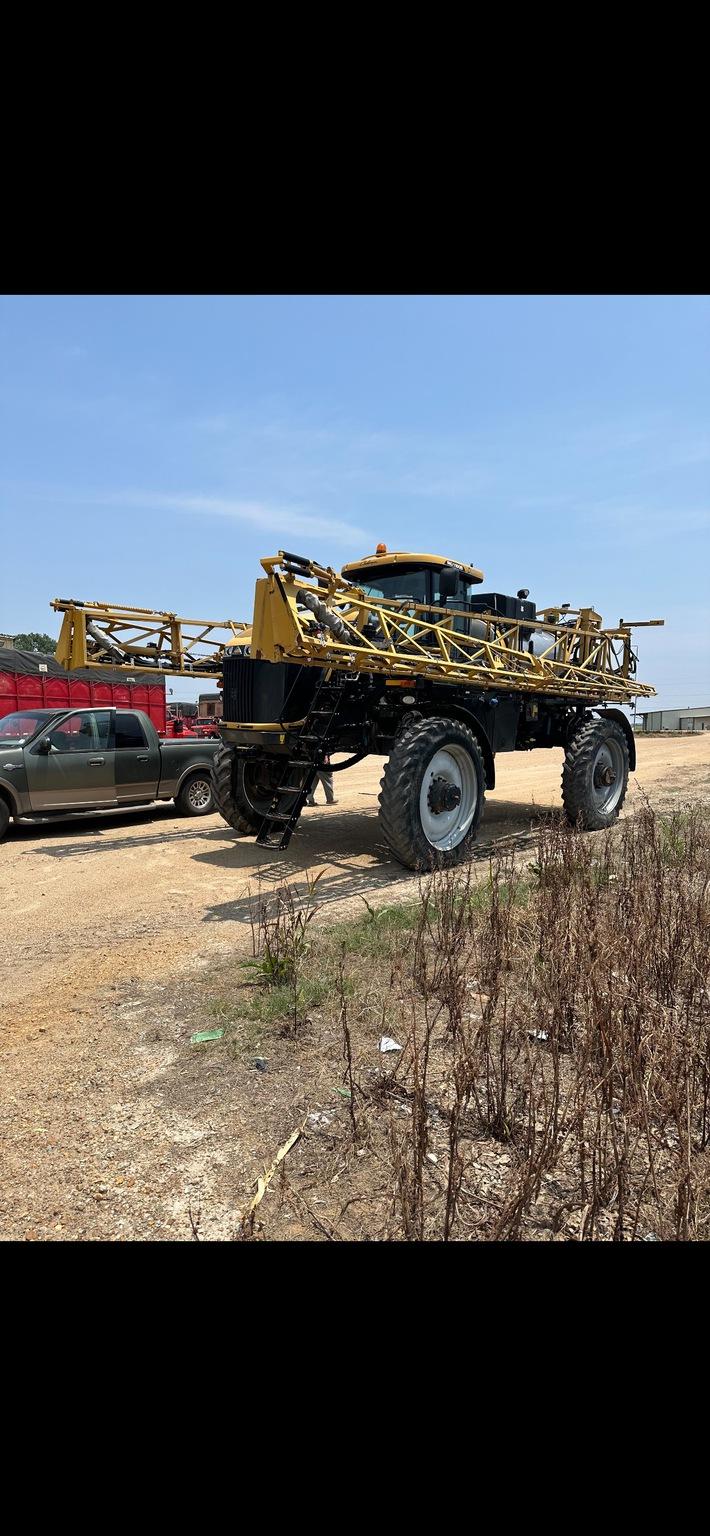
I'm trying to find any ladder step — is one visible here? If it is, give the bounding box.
[257,822,301,847]
[255,678,344,849]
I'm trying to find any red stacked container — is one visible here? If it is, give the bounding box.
[0,648,167,732]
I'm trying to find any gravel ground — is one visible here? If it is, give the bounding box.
[2,735,709,1241]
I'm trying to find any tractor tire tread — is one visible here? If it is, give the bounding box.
[210,746,261,835]
[377,716,485,870]
[561,716,630,831]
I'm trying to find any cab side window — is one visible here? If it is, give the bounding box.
[114,713,148,750]
[48,710,112,752]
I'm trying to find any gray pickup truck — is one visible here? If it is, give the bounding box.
[0,706,220,840]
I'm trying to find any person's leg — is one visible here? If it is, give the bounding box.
[323,770,336,804]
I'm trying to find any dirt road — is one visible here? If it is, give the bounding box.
[1,735,709,1240]
[3,734,710,1037]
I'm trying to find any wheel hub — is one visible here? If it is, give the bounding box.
[589,736,626,814]
[427,774,462,815]
[189,779,211,808]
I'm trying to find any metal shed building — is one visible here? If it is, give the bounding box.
[640,706,710,732]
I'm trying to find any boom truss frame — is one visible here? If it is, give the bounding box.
[252,554,663,704]
[50,553,663,707]
[52,599,251,679]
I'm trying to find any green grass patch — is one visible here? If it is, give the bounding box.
[463,877,533,911]
[320,900,421,959]
[245,975,332,1024]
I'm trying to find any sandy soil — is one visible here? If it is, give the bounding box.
[2,734,709,1240]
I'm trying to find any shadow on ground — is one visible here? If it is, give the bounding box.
[195,799,562,924]
[12,807,223,859]
[11,795,562,876]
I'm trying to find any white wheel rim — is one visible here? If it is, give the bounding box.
[188,779,211,809]
[419,745,477,850]
[591,738,625,813]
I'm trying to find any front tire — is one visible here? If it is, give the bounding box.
[562,717,630,831]
[378,717,485,870]
[0,799,10,840]
[210,747,286,836]
[211,746,259,834]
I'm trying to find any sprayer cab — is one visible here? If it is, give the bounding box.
[341,549,535,626]
[341,549,484,609]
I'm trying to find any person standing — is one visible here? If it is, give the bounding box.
[306,755,337,805]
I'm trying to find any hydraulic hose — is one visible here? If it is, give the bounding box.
[300,590,355,644]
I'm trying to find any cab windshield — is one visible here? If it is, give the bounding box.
[353,567,430,606]
[351,566,478,610]
[0,711,54,743]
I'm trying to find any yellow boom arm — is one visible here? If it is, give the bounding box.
[250,554,663,704]
[50,554,663,705]
[52,599,251,679]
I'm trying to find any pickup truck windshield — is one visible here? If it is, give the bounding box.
[0,711,55,743]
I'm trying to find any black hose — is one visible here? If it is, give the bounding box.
[328,750,368,773]
[279,556,310,574]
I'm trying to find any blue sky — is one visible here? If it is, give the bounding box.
[1,294,708,710]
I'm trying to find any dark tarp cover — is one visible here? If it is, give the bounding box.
[0,647,165,687]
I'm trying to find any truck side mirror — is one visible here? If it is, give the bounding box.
[39,737,53,754]
[439,566,459,599]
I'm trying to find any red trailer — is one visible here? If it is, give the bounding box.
[0,648,168,732]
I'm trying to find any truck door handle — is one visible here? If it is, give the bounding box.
[136,755,149,762]
[88,757,105,766]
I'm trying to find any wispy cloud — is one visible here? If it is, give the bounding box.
[79,490,371,547]
[188,402,710,511]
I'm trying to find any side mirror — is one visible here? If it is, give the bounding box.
[439,566,459,599]
[39,737,53,754]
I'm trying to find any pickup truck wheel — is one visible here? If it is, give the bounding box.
[0,799,10,840]
[177,773,215,817]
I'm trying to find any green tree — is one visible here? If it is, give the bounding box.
[12,632,57,654]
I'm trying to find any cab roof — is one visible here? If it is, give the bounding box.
[341,552,484,584]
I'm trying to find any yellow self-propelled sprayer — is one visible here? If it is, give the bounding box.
[53,546,663,869]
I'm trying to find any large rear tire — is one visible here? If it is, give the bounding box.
[378,716,485,870]
[561,717,629,831]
